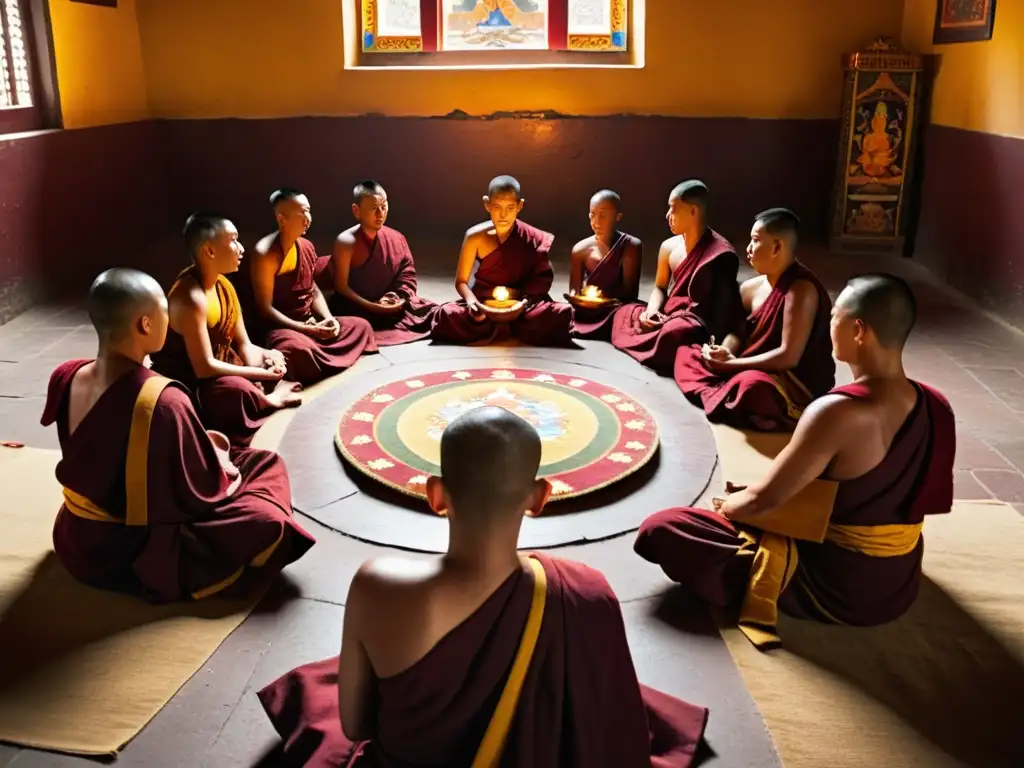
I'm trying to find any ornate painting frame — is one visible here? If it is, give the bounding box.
[567,0,627,52]
[932,0,996,44]
[360,0,628,54]
[829,38,927,257]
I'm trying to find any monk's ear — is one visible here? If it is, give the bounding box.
[482,195,491,212]
[426,476,449,517]
[351,203,361,221]
[852,318,868,345]
[615,211,623,223]
[516,198,525,213]
[138,314,152,336]
[526,478,552,518]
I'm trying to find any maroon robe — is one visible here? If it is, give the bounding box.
[42,359,315,603]
[572,231,643,341]
[248,236,377,384]
[611,229,741,374]
[432,220,574,347]
[150,269,283,449]
[634,382,955,637]
[258,554,708,767]
[326,227,440,346]
[673,262,836,431]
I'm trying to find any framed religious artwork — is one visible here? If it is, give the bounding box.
[829,38,931,257]
[933,0,996,44]
[360,0,627,54]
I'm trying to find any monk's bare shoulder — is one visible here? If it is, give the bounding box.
[799,393,865,435]
[254,232,279,257]
[166,275,204,327]
[335,225,360,250]
[740,275,766,301]
[353,556,442,594]
[167,274,203,310]
[571,234,597,257]
[465,221,495,240]
[659,234,683,255]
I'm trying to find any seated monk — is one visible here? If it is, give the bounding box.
[42,269,315,602]
[674,208,835,431]
[568,189,642,341]
[258,406,709,766]
[635,275,955,650]
[431,175,575,347]
[149,213,303,448]
[611,180,743,374]
[246,188,377,384]
[326,180,440,345]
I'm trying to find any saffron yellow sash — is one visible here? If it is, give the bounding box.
[766,370,813,420]
[471,557,548,768]
[739,521,924,650]
[62,376,171,527]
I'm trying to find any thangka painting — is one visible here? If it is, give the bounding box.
[361,0,627,52]
[842,71,916,237]
[933,0,997,44]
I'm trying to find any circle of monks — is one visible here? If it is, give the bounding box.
[46,173,954,764]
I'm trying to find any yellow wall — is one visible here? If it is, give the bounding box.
[903,0,1023,138]
[135,0,903,120]
[48,0,149,129]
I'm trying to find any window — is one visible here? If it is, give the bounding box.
[356,0,633,66]
[0,0,59,134]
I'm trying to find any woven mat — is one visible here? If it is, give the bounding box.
[711,425,1024,767]
[0,446,262,756]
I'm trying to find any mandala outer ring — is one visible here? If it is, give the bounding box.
[335,368,660,503]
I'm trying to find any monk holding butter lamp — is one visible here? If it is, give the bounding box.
[430,175,575,347]
[568,189,642,341]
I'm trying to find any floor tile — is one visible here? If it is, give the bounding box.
[972,470,1024,504]
[965,367,1024,412]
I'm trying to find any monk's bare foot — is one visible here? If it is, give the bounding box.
[267,381,303,409]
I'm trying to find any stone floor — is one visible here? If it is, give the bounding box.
[1,246,1022,766]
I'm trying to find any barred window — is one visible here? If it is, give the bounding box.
[0,0,32,108]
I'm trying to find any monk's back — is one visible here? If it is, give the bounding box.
[827,379,921,481]
[356,555,530,679]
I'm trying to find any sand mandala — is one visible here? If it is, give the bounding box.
[336,368,660,505]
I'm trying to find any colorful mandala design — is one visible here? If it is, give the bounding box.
[335,368,660,507]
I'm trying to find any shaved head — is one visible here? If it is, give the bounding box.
[183,213,231,260]
[670,179,709,209]
[269,187,304,210]
[837,273,918,349]
[353,180,386,205]
[440,406,542,521]
[754,207,800,249]
[487,175,521,200]
[87,268,165,344]
[590,189,621,211]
